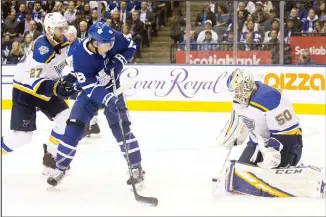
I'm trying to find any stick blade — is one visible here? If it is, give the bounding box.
[136,195,159,207]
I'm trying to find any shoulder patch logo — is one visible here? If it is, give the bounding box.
[98,29,103,34]
[38,46,49,55]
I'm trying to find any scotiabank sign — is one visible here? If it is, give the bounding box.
[175,51,272,64]
[290,36,326,64]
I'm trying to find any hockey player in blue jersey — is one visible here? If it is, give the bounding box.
[1,13,76,174]
[47,21,145,188]
[216,68,324,198]
[62,25,101,138]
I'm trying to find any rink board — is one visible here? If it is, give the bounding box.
[1,65,325,115]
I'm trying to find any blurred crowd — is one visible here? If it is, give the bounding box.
[171,0,325,64]
[2,0,177,64]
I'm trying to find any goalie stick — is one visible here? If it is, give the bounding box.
[111,69,159,207]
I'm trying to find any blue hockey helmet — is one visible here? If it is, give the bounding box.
[88,21,115,49]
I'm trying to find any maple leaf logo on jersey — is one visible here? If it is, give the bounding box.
[98,29,103,34]
[38,46,49,55]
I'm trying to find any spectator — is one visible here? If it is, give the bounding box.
[197,20,218,43]
[252,1,269,24]
[18,10,32,35]
[2,33,13,58]
[4,10,20,39]
[238,1,250,18]
[313,21,324,33]
[111,10,123,31]
[297,49,316,65]
[127,11,144,56]
[296,1,308,20]
[83,3,91,16]
[169,7,185,43]
[178,30,197,51]
[64,1,77,24]
[216,4,231,27]
[199,31,218,51]
[289,8,303,31]
[243,14,259,33]
[195,3,216,26]
[52,1,64,15]
[78,21,88,40]
[32,1,44,22]
[246,1,256,14]
[302,8,319,32]
[322,15,326,31]
[75,0,83,13]
[121,23,132,39]
[139,1,154,27]
[108,1,120,11]
[263,19,280,43]
[87,9,98,27]
[240,20,261,50]
[265,29,280,64]
[127,0,141,12]
[21,33,33,53]
[284,17,296,43]
[264,9,277,32]
[7,41,24,64]
[317,2,326,20]
[105,17,113,27]
[152,1,167,27]
[16,3,26,22]
[261,0,274,15]
[237,10,247,31]
[119,1,132,24]
[24,20,41,40]
[45,0,56,13]
[62,1,68,12]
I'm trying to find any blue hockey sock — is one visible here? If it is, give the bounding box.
[56,124,84,171]
[111,124,142,167]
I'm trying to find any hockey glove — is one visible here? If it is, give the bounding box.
[102,93,125,112]
[62,73,77,83]
[104,54,127,75]
[53,80,76,99]
[257,137,283,169]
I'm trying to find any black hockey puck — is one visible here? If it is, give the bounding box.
[212,178,218,182]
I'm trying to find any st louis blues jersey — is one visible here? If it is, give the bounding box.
[73,30,136,94]
[13,34,70,101]
[232,81,302,144]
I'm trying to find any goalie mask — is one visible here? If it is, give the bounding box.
[227,69,256,105]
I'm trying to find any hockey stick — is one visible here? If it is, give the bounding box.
[110,69,159,207]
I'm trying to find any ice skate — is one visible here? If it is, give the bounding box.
[47,169,66,187]
[84,123,101,138]
[127,165,145,190]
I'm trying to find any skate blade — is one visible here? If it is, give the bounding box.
[42,166,55,176]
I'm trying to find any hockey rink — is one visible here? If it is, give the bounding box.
[2,110,325,216]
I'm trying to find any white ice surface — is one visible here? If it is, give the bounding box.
[1,111,325,216]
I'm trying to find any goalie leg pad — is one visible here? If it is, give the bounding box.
[225,160,325,198]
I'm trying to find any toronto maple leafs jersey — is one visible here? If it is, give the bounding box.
[232,81,302,145]
[72,30,136,94]
[61,38,81,76]
[13,34,70,101]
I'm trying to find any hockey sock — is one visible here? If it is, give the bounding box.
[1,132,33,155]
[111,124,142,167]
[56,123,84,171]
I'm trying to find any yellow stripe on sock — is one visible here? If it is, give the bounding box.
[49,136,60,146]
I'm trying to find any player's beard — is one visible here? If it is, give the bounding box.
[53,34,64,44]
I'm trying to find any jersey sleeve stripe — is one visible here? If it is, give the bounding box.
[45,51,56,63]
[249,101,269,112]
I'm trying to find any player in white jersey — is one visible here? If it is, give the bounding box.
[217,68,324,198]
[1,13,76,174]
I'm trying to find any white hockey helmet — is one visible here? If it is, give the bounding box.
[226,68,256,105]
[44,12,68,41]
